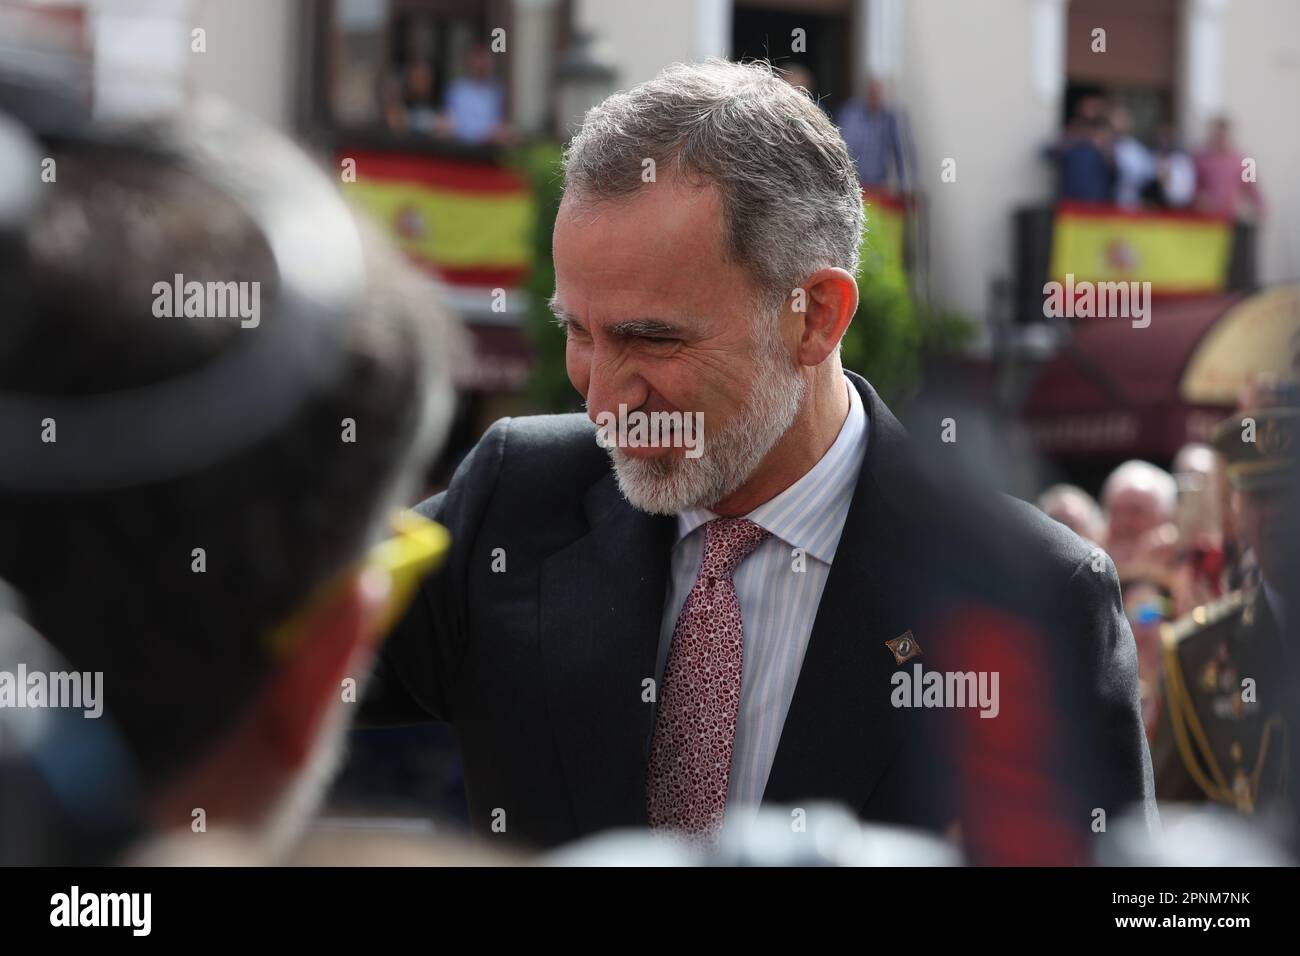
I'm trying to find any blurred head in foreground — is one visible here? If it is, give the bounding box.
[0,98,454,860]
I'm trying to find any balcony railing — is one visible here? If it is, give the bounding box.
[1013,203,1257,325]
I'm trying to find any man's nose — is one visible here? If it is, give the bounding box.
[585,349,648,425]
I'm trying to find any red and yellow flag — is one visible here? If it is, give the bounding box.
[341,149,534,288]
[1049,202,1233,295]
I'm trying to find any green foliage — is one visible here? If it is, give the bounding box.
[508,141,582,413]
[838,242,921,405]
[839,245,978,407]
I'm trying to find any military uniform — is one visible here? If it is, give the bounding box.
[1152,586,1288,813]
[1151,397,1297,815]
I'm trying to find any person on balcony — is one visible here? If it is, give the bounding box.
[834,76,914,194]
[436,43,511,147]
[1045,113,1114,204]
[1194,117,1264,220]
[1144,122,1197,209]
[1110,105,1155,209]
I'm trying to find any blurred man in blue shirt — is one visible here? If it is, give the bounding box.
[1046,116,1114,203]
[835,77,914,192]
[440,43,509,146]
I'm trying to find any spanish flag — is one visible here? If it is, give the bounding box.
[1049,202,1233,295]
[341,149,535,288]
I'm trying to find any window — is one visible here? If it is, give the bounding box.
[308,0,517,148]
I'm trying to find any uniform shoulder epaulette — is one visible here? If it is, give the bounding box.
[1161,590,1245,650]
[1158,589,1248,806]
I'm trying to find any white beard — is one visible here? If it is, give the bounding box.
[603,329,807,516]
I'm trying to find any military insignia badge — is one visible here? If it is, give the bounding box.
[886,630,922,665]
[1199,643,1232,693]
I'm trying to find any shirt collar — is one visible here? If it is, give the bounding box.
[676,376,869,564]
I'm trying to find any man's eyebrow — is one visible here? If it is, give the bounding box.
[606,318,682,338]
[547,294,573,330]
[547,298,683,338]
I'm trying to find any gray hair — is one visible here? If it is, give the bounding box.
[1101,460,1179,517]
[562,59,864,314]
[1037,483,1105,536]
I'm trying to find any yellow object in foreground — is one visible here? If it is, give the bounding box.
[367,510,451,638]
[266,510,451,658]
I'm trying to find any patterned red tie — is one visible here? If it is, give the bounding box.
[647,517,770,838]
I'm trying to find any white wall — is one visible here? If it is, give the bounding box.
[81,0,193,120]
[898,0,1061,321]
[1220,0,1300,285]
[186,0,299,130]
[576,0,702,91]
[511,0,560,134]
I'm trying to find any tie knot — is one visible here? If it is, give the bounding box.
[701,518,770,579]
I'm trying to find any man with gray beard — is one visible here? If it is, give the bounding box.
[365,59,1155,857]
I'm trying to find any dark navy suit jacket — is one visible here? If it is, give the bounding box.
[363,372,1157,852]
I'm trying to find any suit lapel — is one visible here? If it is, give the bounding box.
[538,474,676,836]
[763,373,922,811]
[538,374,923,828]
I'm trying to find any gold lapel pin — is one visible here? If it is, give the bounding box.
[886,630,922,665]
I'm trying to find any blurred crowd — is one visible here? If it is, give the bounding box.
[381,41,512,147]
[1044,95,1264,219]
[1036,375,1296,766]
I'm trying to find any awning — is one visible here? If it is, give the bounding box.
[453,322,534,393]
[1181,284,1300,405]
[1022,293,1246,460]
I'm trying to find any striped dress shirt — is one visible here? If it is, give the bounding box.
[654,376,869,817]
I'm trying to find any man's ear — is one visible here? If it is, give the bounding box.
[257,568,392,770]
[792,267,859,367]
